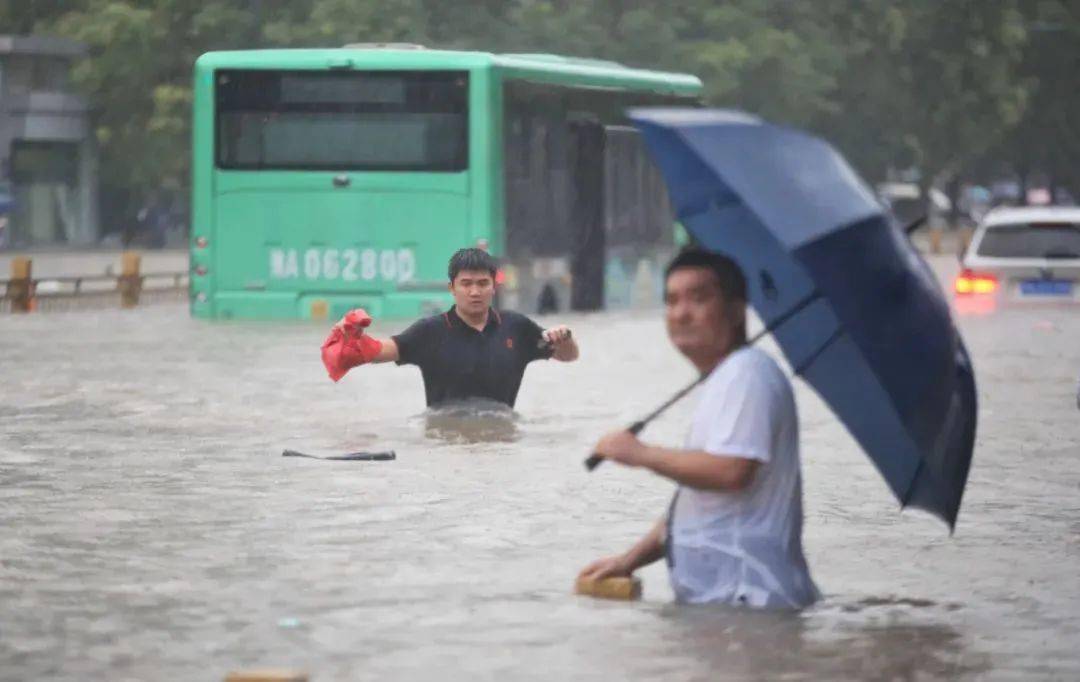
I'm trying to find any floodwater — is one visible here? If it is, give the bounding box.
[1,256,1079,681]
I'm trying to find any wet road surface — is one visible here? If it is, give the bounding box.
[1,255,1079,680]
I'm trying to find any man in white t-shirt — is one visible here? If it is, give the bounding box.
[579,248,819,609]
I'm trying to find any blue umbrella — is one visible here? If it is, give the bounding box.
[625,108,976,530]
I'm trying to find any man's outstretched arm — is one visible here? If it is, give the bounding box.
[592,430,759,492]
[328,313,402,364]
[364,337,399,364]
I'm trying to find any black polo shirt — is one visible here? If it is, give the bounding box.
[393,306,554,407]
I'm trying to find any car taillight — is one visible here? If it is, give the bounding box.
[955,270,998,295]
[495,268,506,285]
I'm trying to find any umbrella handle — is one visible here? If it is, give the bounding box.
[584,421,646,471]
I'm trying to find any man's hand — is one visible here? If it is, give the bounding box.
[593,429,648,467]
[578,554,633,582]
[541,325,572,346]
[322,308,387,381]
[579,518,666,583]
[332,309,373,337]
[541,324,579,362]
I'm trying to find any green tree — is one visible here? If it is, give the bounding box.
[981,0,1080,201]
[818,0,1028,197]
[10,0,1054,237]
[262,0,427,47]
[37,1,252,227]
[0,0,89,34]
[664,0,843,127]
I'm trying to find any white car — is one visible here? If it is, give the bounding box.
[877,182,951,226]
[957,206,1080,305]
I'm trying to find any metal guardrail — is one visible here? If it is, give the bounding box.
[1,252,189,313]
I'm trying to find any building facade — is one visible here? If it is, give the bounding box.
[0,35,99,249]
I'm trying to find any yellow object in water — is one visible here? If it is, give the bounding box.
[574,575,642,601]
[309,299,329,320]
[225,670,308,682]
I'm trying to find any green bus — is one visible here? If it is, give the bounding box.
[190,46,702,320]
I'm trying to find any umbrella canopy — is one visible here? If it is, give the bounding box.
[629,108,976,529]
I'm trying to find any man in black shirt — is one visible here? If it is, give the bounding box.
[329,248,578,408]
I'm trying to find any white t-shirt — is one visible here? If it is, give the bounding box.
[668,346,820,609]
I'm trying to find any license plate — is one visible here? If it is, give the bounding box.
[1020,279,1074,296]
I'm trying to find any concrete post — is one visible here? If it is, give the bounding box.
[77,136,101,245]
[118,251,141,308]
[225,670,308,682]
[8,257,34,313]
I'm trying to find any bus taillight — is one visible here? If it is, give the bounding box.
[195,236,208,249]
[195,265,208,276]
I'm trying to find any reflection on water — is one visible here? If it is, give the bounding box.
[419,398,522,444]
[838,594,962,611]
[654,605,991,680]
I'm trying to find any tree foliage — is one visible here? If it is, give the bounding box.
[4,0,1072,226]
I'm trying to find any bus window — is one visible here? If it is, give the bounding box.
[603,126,673,249]
[215,70,468,171]
[504,83,575,258]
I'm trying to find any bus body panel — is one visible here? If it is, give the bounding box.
[190,49,702,320]
[491,70,699,315]
[212,174,467,307]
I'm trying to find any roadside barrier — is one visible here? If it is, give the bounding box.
[1,252,188,313]
[225,670,308,681]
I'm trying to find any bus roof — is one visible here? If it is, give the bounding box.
[194,48,703,95]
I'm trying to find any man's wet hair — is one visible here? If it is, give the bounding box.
[665,247,748,303]
[448,247,497,282]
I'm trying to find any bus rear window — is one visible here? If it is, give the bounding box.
[977,223,1080,259]
[215,70,468,171]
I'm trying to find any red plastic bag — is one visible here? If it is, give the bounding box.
[321,309,383,382]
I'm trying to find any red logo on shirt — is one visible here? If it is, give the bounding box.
[506,338,514,349]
